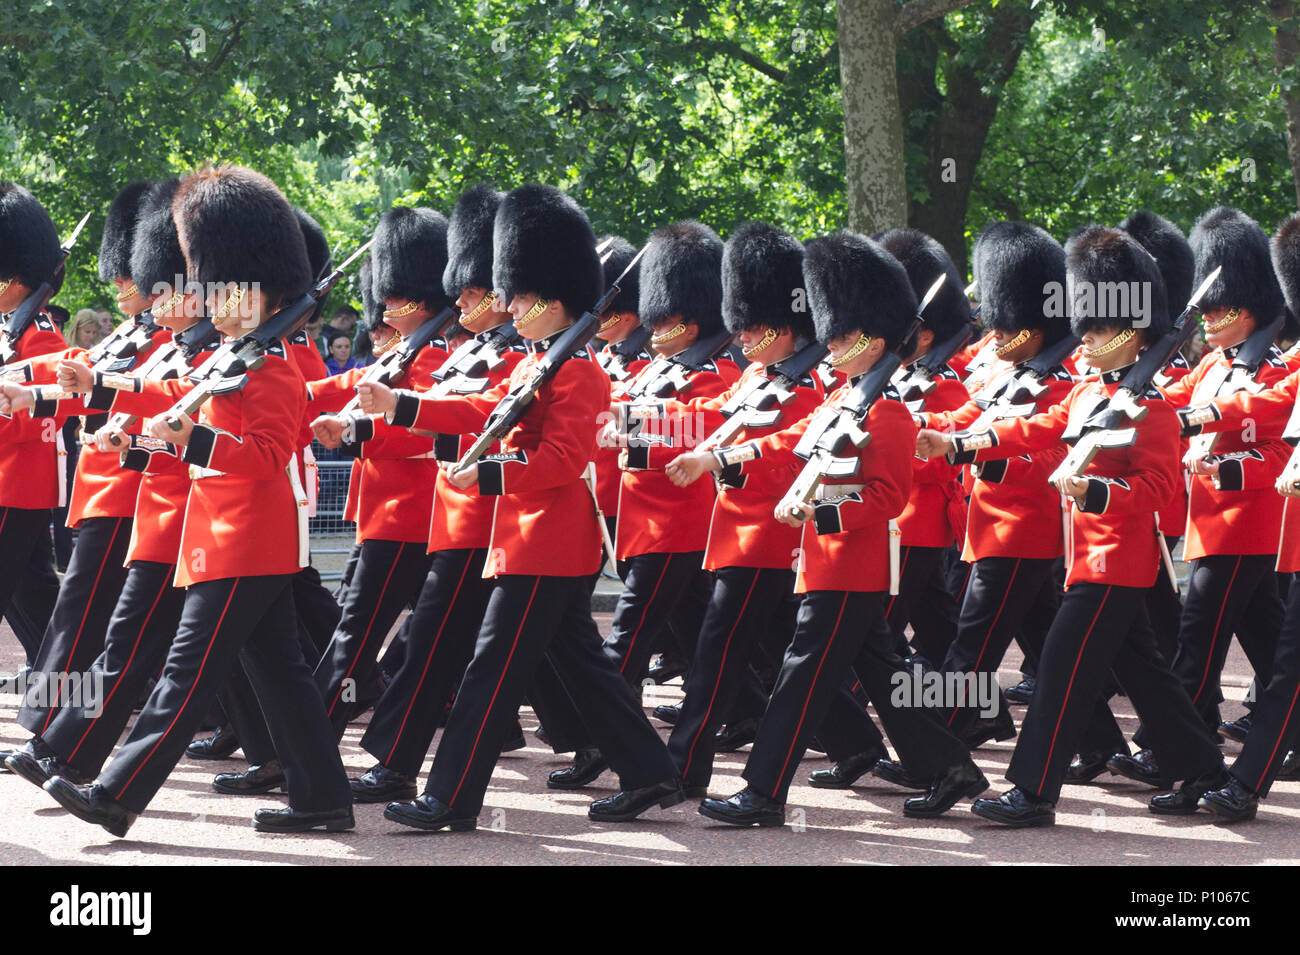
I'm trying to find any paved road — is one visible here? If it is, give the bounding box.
[1,617,1295,866]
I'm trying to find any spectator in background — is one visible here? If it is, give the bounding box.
[305,306,328,358]
[66,308,103,349]
[324,330,360,375]
[96,309,115,338]
[323,304,358,344]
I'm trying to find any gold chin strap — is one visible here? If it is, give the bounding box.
[514,297,550,331]
[459,291,496,327]
[651,322,688,346]
[994,328,1032,357]
[0,277,12,297]
[116,281,140,303]
[598,312,626,334]
[372,332,403,356]
[214,285,245,321]
[151,291,184,319]
[830,333,873,367]
[1083,327,1135,361]
[741,327,778,358]
[1205,307,1242,334]
[383,301,419,320]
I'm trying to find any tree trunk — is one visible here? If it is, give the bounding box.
[837,0,909,233]
[1271,0,1300,210]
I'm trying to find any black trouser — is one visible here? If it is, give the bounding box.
[18,516,133,736]
[1143,554,1283,743]
[1146,538,1184,665]
[424,573,676,816]
[97,575,350,815]
[293,563,343,658]
[745,590,970,803]
[941,556,1056,735]
[812,683,887,762]
[0,506,61,664]
[1231,581,1300,797]
[42,561,186,777]
[362,548,495,777]
[890,545,959,666]
[1008,583,1223,803]
[667,566,796,790]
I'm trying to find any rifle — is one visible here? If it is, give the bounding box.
[1185,307,1285,462]
[895,320,976,405]
[595,325,652,382]
[693,339,830,452]
[781,276,946,519]
[454,244,648,473]
[964,331,1082,432]
[621,329,738,402]
[158,238,372,432]
[1050,266,1222,483]
[0,212,90,368]
[332,306,459,418]
[427,321,522,398]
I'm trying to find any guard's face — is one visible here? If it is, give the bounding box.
[381,298,431,337]
[737,324,793,365]
[113,275,149,315]
[1202,306,1254,350]
[649,316,699,357]
[456,287,507,334]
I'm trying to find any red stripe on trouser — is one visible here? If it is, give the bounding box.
[114,580,241,801]
[449,578,541,806]
[1253,681,1300,791]
[771,593,850,796]
[885,550,911,618]
[42,518,128,733]
[68,571,170,761]
[681,570,761,779]
[328,543,407,716]
[384,555,473,763]
[1191,556,1242,705]
[618,557,673,675]
[1037,586,1111,795]
[947,558,1021,725]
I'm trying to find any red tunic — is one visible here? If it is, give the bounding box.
[593,344,649,516]
[0,313,75,509]
[897,368,967,548]
[1160,345,1291,559]
[977,374,1179,588]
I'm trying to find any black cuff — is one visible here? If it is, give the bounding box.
[120,448,151,472]
[717,462,746,488]
[182,424,217,468]
[31,395,58,419]
[1215,458,1244,491]
[84,384,117,412]
[976,459,1008,483]
[624,445,651,470]
[433,433,460,463]
[478,460,505,495]
[1079,478,1110,514]
[948,447,978,466]
[351,416,376,444]
[390,391,421,428]
[813,502,843,535]
[339,440,363,459]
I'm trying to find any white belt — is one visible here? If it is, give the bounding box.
[288,451,310,568]
[302,443,318,518]
[56,428,68,509]
[889,519,901,596]
[188,464,223,480]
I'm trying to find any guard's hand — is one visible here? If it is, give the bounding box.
[665,450,716,488]
[447,462,478,490]
[1052,474,1090,501]
[149,413,193,446]
[596,419,624,449]
[57,359,93,393]
[774,500,813,527]
[311,415,346,449]
[1184,451,1220,477]
[0,382,34,416]
[356,381,397,416]
[915,428,955,460]
[1276,471,1300,498]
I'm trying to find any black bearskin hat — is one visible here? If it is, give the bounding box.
[443,185,503,299]
[1065,225,1170,340]
[877,229,970,343]
[638,220,725,338]
[803,231,916,351]
[1269,214,1300,341]
[970,221,1069,343]
[492,184,602,317]
[599,236,640,316]
[98,181,153,283]
[294,207,331,282]
[129,178,188,299]
[372,206,454,314]
[358,256,384,333]
[1118,210,1192,328]
[722,222,811,340]
[0,182,62,291]
[1189,206,1284,323]
[172,164,312,303]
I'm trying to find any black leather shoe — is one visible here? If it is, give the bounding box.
[971,787,1055,827]
[715,716,759,752]
[963,711,1016,748]
[646,654,687,685]
[698,787,785,827]
[500,722,527,753]
[652,704,680,725]
[350,764,417,803]
[1217,715,1252,744]
[253,805,355,833]
[212,760,285,795]
[1004,677,1035,705]
[384,794,477,831]
[1107,748,1174,789]
[186,725,240,760]
[1149,768,1228,815]
[871,758,932,791]
[588,780,685,822]
[547,747,608,790]
[904,761,989,818]
[806,749,883,789]
[534,725,551,747]
[1277,750,1300,781]
[1066,750,1118,784]
[6,741,89,788]
[1199,776,1260,822]
[43,777,136,838]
